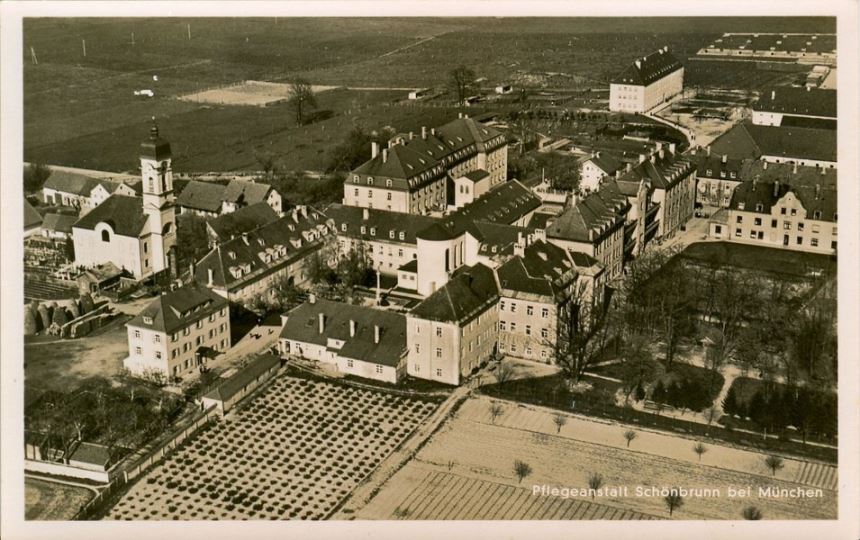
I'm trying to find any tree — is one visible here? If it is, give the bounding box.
[692,442,708,462]
[336,241,373,290]
[587,472,604,498]
[552,412,567,434]
[742,506,763,520]
[255,151,277,178]
[618,333,659,405]
[664,488,684,517]
[489,402,504,424]
[513,459,532,483]
[449,65,476,103]
[306,242,338,286]
[494,360,515,386]
[721,384,739,416]
[327,125,377,172]
[62,237,76,261]
[288,78,318,125]
[24,163,52,194]
[549,281,614,384]
[764,455,784,476]
[623,429,637,448]
[176,213,210,268]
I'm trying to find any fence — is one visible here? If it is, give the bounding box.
[71,475,128,520]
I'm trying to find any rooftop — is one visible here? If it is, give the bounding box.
[127,283,228,335]
[708,122,837,163]
[410,263,499,324]
[497,240,576,300]
[754,87,837,119]
[73,195,148,238]
[612,47,683,86]
[41,213,78,234]
[207,202,279,241]
[223,179,273,206]
[546,180,629,244]
[204,354,280,403]
[176,181,227,213]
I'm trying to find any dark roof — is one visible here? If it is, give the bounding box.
[569,251,602,270]
[204,354,280,402]
[353,143,446,191]
[280,300,407,367]
[73,195,148,237]
[140,124,172,161]
[546,180,629,243]
[693,152,745,179]
[41,213,78,234]
[223,180,272,206]
[527,211,558,230]
[709,122,837,163]
[410,263,499,324]
[737,160,837,188]
[729,179,836,222]
[127,284,228,335]
[589,152,625,175]
[326,204,439,245]
[497,240,576,299]
[176,181,226,213]
[24,199,43,229]
[612,47,683,86]
[195,209,331,290]
[68,441,111,466]
[754,87,836,118]
[399,259,418,272]
[463,169,490,182]
[207,202,279,241]
[43,170,101,196]
[473,222,535,258]
[679,241,835,279]
[618,149,695,190]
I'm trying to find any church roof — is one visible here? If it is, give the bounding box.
[140,124,172,161]
[73,195,148,238]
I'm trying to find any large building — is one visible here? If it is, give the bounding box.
[42,170,138,214]
[124,284,231,379]
[609,47,684,113]
[708,174,837,255]
[279,297,408,384]
[708,122,837,168]
[177,179,283,217]
[752,87,837,129]
[580,152,625,193]
[693,150,744,208]
[697,33,836,66]
[343,115,508,214]
[71,124,176,279]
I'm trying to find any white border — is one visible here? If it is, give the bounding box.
[2,2,858,539]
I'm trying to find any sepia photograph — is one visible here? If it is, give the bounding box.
[1,2,858,539]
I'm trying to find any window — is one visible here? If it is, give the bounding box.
[436,327,442,337]
[525,325,532,336]
[526,347,532,356]
[436,348,442,358]
[541,328,549,339]
[754,217,761,226]
[415,344,420,353]
[756,203,764,212]
[101,229,110,242]
[796,236,803,245]
[354,188,359,197]
[510,302,517,313]
[790,208,797,216]
[347,359,354,368]
[735,228,742,238]
[387,193,392,201]
[135,346,142,355]
[510,322,517,332]
[399,232,405,241]
[196,320,203,329]
[196,336,203,346]
[541,308,549,318]
[386,179,392,187]
[436,368,442,377]
[771,219,777,228]
[341,223,347,232]
[376,364,383,374]
[736,216,743,224]
[798,222,805,232]
[500,321,506,331]
[500,300,506,311]
[171,333,178,342]
[780,207,787,215]
[154,334,161,343]
[831,240,837,250]
[134,330,141,338]
[414,364,420,372]
[155,351,162,359]
[811,238,819,247]
[510,344,517,353]
[714,225,722,234]
[541,350,548,360]
[526,305,534,316]
[783,221,791,230]
[812,224,820,233]
[172,349,178,358]
[749,230,757,239]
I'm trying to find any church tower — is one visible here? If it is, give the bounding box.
[140,120,176,275]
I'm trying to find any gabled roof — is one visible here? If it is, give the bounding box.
[618,149,695,190]
[709,122,837,163]
[223,180,272,206]
[754,87,837,119]
[204,354,280,402]
[612,47,683,86]
[410,263,499,324]
[176,181,226,213]
[325,204,439,245]
[73,195,148,238]
[497,240,576,300]
[41,213,78,234]
[546,180,629,244]
[207,202,279,241]
[737,160,837,189]
[708,123,762,160]
[694,153,745,179]
[588,152,624,175]
[353,144,444,190]
[43,170,101,196]
[127,283,228,335]
[280,300,407,367]
[729,179,837,222]
[24,199,42,229]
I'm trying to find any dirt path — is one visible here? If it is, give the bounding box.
[378,34,442,59]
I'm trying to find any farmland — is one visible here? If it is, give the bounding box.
[25,477,94,520]
[24,17,834,173]
[355,397,836,520]
[105,375,439,520]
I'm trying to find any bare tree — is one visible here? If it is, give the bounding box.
[449,65,476,103]
[587,472,604,499]
[489,402,504,424]
[494,360,515,386]
[693,442,708,462]
[548,281,614,384]
[552,412,567,434]
[664,488,684,517]
[623,429,637,448]
[742,506,763,520]
[513,460,532,483]
[288,78,318,125]
[764,455,784,476]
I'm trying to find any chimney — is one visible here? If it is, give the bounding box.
[362,208,370,220]
[763,161,768,170]
[374,325,381,344]
[722,154,727,164]
[409,131,414,140]
[309,293,316,304]
[626,163,632,172]
[650,155,656,164]
[658,149,665,159]
[371,141,379,158]
[431,127,436,135]
[189,261,196,279]
[638,154,646,164]
[207,268,214,286]
[771,90,776,100]
[292,209,300,223]
[349,319,356,337]
[382,148,388,163]
[792,162,798,174]
[820,167,826,176]
[242,233,249,245]
[421,126,427,139]
[615,170,621,179]
[318,312,325,334]
[773,180,780,197]
[669,143,676,154]
[458,112,463,119]
[635,59,642,69]
[707,146,711,157]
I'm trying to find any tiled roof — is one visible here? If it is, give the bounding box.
[204,354,280,402]
[612,47,683,86]
[709,122,837,163]
[617,150,695,190]
[68,441,111,466]
[546,180,629,244]
[473,222,535,258]
[73,195,148,238]
[223,180,272,206]
[410,263,499,324]
[589,152,625,175]
[463,169,490,182]
[694,153,745,179]
[207,202,279,241]
[280,299,407,368]
[736,160,837,188]
[24,199,42,229]
[195,209,332,290]
[754,87,836,118]
[41,213,78,234]
[127,283,228,335]
[176,181,226,213]
[497,240,576,300]
[527,211,558,230]
[325,204,439,245]
[43,170,101,196]
[729,179,836,222]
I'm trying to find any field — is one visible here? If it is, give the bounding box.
[356,397,837,520]
[177,80,339,107]
[23,17,834,173]
[105,376,438,520]
[25,477,95,520]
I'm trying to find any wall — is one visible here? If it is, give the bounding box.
[499,296,558,363]
[406,318,462,385]
[73,224,145,278]
[25,459,112,483]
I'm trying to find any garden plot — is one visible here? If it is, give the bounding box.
[177,81,337,107]
[105,376,437,520]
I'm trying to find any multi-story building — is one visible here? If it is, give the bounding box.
[72,124,176,279]
[177,179,283,217]
[496,240,578,363]
[692,150,744,208]
[279,297,407,384]
[709,121,836,168]
[407,263,500,386]
[752,87,836,129]
[698,33,836,66]
[580,152,624,193]
[343,115,507,214]
[193,206,333,302]
[123,284,231,379]
[42,170,137,214]
[609,47,684,113]
[708,176,837,255]
[205,202,280,246]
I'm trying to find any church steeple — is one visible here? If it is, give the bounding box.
[140,119,176,275]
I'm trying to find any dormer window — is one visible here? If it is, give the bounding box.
[755,203,763,212]
[389,230,395,239]
[367,177,374,185]
[719,171,726,178]
[706,169,712,176]
[370,227,376,236]
[813,210,822,219]
[360,226,366,234]
[730,172,737,179]
[353,175,359,183]
[386,179,392,187]
[399,232,405,241]
[143,316,153,325]
[341,223,347,232]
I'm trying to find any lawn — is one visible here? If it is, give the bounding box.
[679,241,836,280]
[104,375,438,520]
[25,478,94,520]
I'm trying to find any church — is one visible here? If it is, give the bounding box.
[72,122,177,280]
